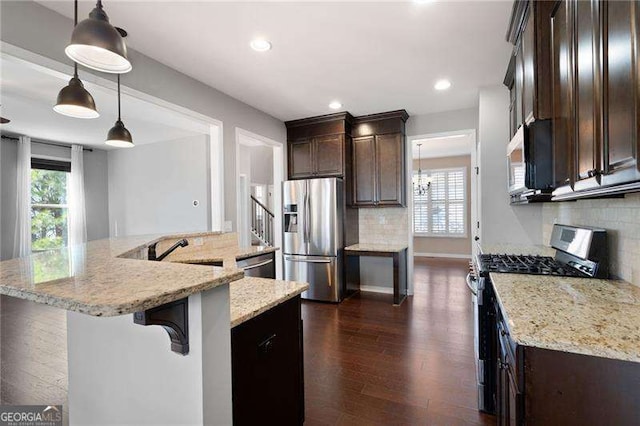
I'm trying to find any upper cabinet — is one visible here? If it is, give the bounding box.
[351,111,408,207]
[505,0,640,201]
[505,0,555,135]
[550,0,640,199]
[601,0,640,188]
[286,110,409,208]
[285,113,353,180]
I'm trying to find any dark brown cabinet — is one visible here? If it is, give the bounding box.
[289,139,314,178]
[573,0,602,191]
[492,286,640,425]
[547,0,640,199]
[351,111,408,207]
[505,1,555,134]
[496,317,522,426]
[551,0,575,190]
[231,296,304,426]
[288,135,345,179]
[353,136,376,205]
[286,113,353,180]
[601,0,640,187]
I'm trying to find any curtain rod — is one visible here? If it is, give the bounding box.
[1,135,94,152]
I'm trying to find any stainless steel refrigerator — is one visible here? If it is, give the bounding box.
[283,178,344,302]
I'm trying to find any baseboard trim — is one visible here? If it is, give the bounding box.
[359,285,394,295]
[414,252,472,260]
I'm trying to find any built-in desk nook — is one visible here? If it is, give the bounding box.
[344,243,408,305]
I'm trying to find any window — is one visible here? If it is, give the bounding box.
[31,158,71,252]
[413,167,466,237]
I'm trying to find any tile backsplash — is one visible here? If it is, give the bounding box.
[358,208,409,246]
[542,193,640,286]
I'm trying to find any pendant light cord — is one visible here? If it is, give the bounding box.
[117,75,121,120]
[73,0,78,78]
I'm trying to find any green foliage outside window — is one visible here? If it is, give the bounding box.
[31,169,69,251]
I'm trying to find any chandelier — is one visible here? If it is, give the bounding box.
[414,143,432,196]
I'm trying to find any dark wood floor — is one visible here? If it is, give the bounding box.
[0,257,493,425]
[303,258,494,425]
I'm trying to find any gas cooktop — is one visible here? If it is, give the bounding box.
[477,254,586,277]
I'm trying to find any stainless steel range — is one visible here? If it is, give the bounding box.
[468,224,608,413]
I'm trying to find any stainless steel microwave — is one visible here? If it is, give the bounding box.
[506,119,554,195]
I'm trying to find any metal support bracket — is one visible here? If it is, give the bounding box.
[133,298,189,355]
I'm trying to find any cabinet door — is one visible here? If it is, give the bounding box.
[352,136,377,206]
[376,133,405,206]
[289,139,314,179]
[522,7,535,124]
[510,84,518,139]
[551,0,575,188]
[574,0,603,190]
[515,40,525,128]
[231,297,303,426]
[313,134,344,177]
[602,0,640,185]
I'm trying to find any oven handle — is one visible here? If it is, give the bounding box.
[466,273,478,296]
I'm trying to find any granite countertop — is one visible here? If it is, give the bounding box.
[345,243,408,253]
[166,244,278,267]
[229,277,309,328]
[492,272,640,362]
[0,232,245,317]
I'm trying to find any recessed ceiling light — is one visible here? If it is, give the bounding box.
[250,39,272,52]
[434,79,452,91]
[414,0,435,3]
[329,101,342,110]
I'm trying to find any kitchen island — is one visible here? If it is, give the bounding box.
[0,232,304,426]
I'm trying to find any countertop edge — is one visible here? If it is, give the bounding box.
[2,269,245,317]
[230,281,309,328]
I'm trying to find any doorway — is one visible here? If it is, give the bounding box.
[235,128,284,278]
[406,129,479,295]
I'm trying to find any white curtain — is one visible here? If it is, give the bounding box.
[13,136,31,258]
[69,145,87,246]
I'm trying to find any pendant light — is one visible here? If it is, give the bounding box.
[65,0,132,74]
[55,0,99,119]
[0,106,9,124]
[105,75,134,148]
[414,143,431,196]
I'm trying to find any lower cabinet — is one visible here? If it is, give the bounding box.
[493,293,640,425]
[231,296,304,426]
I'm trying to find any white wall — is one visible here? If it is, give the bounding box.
[250,145,274,185]
[0,0,286,232]
[478,86,543,246]
[108,135,209,236]
[407,107,478,137]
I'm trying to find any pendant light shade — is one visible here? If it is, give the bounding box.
[0,116,9,124]
[65,1,132,74]
[54,69,99,119]
[105,75,134,148]
[105,120,133,147]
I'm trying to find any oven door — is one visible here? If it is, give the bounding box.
[507,126,526,195]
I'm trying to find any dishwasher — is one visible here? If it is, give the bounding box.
[236,252,275,279]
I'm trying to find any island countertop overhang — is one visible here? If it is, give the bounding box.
[0,232,250,317]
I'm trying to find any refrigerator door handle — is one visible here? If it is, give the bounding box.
[304,182,311,244]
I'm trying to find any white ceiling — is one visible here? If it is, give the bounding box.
[38,1,514,122]
[0,55,206,150]
[412,133,474,158]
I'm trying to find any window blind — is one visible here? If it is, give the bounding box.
[413,167,466,236]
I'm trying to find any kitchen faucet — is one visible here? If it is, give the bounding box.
[148,239,189,261]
